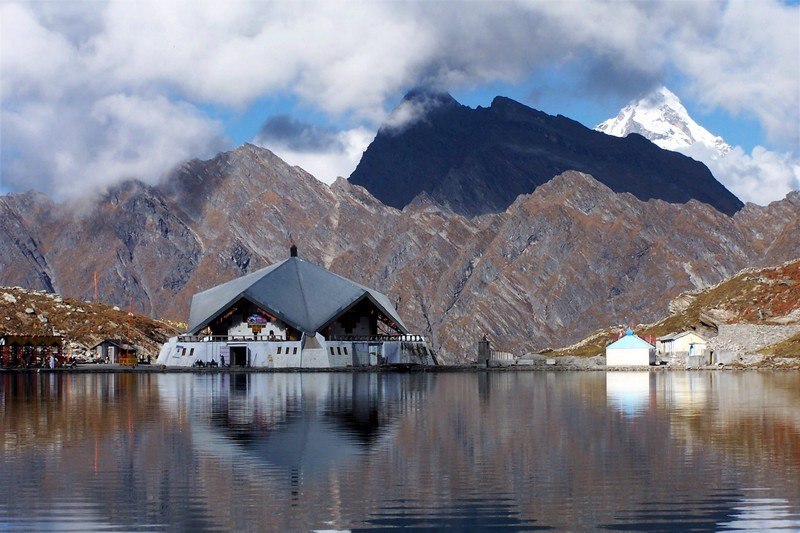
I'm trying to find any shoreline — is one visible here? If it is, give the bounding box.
[2,362,799,374]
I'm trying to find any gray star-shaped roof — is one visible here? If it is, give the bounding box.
[187,257,407,335]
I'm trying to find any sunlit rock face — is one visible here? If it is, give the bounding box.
[1,145,797,361]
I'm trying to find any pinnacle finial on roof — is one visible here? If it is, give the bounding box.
[290,244,298,258]
[625,328,634,336]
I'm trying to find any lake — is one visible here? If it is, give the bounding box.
[1,371,799,531]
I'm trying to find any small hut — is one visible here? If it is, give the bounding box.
[606,329,655,367]
[91,339,137,363]
[656,331,708,356]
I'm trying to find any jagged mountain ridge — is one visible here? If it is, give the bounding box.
[596,86,731,157]
[1,144,798,360]
[348,90,743,217]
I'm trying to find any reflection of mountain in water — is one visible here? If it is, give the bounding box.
[0,373,222,532]
[2,373,799,530]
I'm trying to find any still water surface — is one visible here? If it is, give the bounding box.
[1,371,799,531]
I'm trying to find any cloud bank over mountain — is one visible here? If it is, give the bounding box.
[254,117,374,183]
[1,0,798,202]
[687,145,800,207]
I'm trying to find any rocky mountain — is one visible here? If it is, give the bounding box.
[348,90,743,217]
[596,86,731,157]
[1,144,798,361]
[550,258,800,359]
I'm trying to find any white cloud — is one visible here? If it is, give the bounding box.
[81,94,226,192]
[82,1,435,118]
[670,0,800,148]
[0,3,77,101]
[254,127,374,184]
[380,91,458,134]
[2,93,225,199]
[0,2,226,199]
[1,0,798,199]
[679,143,800,205]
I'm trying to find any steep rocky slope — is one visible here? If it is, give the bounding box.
[349,91,743,216]
[550,259,800,358]
[0,192,58,292]
[0,287,178,356]
[1,145,797,361]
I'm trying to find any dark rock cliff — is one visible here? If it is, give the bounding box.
[349,91,744,217]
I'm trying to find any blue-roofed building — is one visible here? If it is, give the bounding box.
[157,247,437,368]
[605,328,656,367]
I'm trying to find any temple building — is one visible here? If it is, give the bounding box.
[605,328,656,367]
[157,247,437,368]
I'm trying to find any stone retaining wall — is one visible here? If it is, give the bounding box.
[710,324,800,355]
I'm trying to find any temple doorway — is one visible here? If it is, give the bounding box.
[230,346,248,367]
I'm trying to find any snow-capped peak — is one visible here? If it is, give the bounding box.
[596,86,731,157]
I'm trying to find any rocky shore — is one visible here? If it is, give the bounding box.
[495,354,800,371]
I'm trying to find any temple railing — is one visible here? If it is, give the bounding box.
[327,334,427,343]
[177,334,288,343]
[176,334,427,343]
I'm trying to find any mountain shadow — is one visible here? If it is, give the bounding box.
[349,90,744,217]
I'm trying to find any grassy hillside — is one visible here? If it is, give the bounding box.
[549,259,800,357]
[762,333,800,357]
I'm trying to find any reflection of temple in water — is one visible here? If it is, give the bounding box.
[2,372,799,531]
[325,373,397,444]
[170,373,411,476]
[605,372,654,416]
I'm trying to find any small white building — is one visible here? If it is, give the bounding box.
[606,329,656,367]
[656,331,708,356]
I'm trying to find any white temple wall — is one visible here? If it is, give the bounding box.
[324,341,355,365]
[266,343,303,367]
[157,337,434,367]
[351,343,377,366]
[270,351,302,368]
[300,348,330,368]
[606,347,655,367]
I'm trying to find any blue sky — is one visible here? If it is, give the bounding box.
[1,0,798,203]
[224,66,768,152]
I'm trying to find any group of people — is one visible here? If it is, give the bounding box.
[192,358,221,368]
